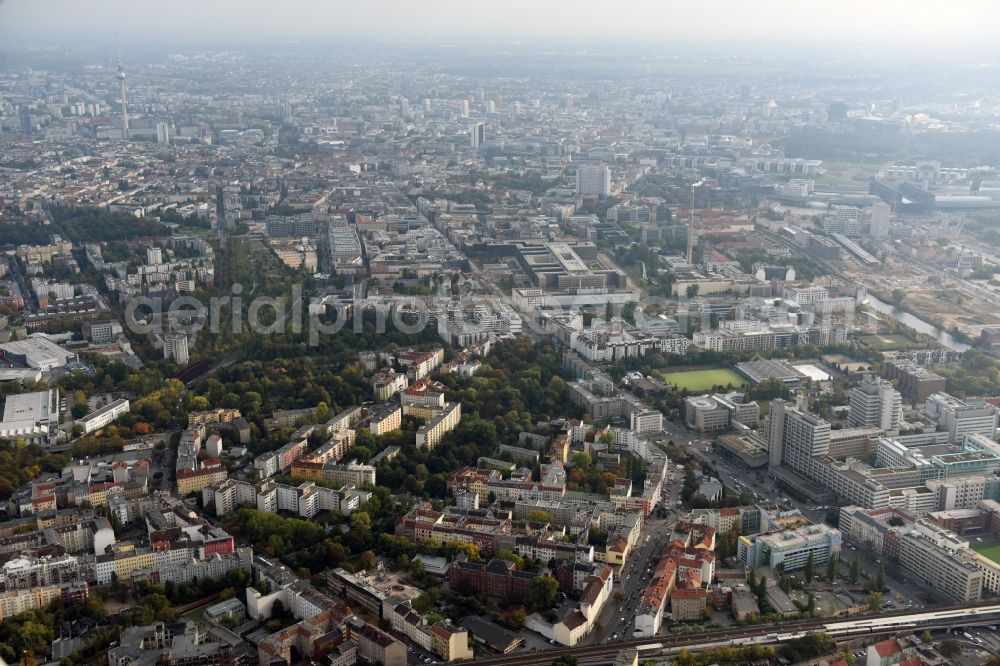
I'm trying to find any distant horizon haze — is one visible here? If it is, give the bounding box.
[2,0,999,53]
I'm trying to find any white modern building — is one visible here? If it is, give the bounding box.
[869,201,890,240]
[767,398,831,472]
[848,373,902,434]
[575,165,611,198]
[75,399,130,434]
[738,524,842,572]
[163,332,190,365]
[925,393,998,444]
[823,205,861,237]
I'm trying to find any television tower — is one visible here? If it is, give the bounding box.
[117,51,129,140]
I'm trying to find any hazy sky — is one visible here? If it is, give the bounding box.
[2,0,999,47]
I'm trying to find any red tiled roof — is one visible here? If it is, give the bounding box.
[561,611,587,630]
[580,579,603,605]
[874,639,900,657]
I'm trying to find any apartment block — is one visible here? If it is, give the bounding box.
[897,530,983,603]
[373,371,409,402]
[368,404,401,436]
[176,463,227,495]
[412,402,462,450]
[75,398,130,434]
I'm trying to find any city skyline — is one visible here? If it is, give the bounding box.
[5,1,1000,663]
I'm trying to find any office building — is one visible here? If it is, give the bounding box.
[848,373,902,433]
[85,320,123,345]
[684,397,729,433]
[897,529,983,603]
[630,408,663,434]
[927,475,1000,510]
[838,506,914,559]
[925,393,998,444]
[328,226,363,267]
[18,105,33,136]
[575,165,611,198]
[738,524,841,572]
[823,205,861,237]
[766,399,830,472]
[712,393,760,428]
[869,201,890,240]
[266,213,319,238]
[470,122,485,150]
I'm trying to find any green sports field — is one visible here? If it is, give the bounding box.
[662,368,745,392]
[858,333,913,351]
[972,541,1000,565]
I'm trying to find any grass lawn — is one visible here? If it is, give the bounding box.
[183,607,205,622]
[858,333,913,351]
[662,368,745,392]
[972,541,1000,565]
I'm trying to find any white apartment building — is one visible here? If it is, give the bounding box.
[575,165,611,197]
[848,373,902,433]
[767,399,831,472]
[74,399,130,434]
[414,403,462,450]
[925,393,999,444]
[163,332,190,365]
[373,371,408,402]
[782,284,829,306]
[630,408,663,434]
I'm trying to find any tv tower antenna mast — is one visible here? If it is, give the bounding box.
[116,46,129,140]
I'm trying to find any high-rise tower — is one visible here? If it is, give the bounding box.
[687,179,705,263]
[848,372,902,433]
[117,52,129,140]
[575,164,611,198]
[766,398,831,473]
[470,122,485,150]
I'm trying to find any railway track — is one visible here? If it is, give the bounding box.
[468,602,1000,666]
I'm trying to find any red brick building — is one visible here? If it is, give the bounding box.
[447,557,538,600]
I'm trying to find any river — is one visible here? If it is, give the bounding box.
[863,294,971,352]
